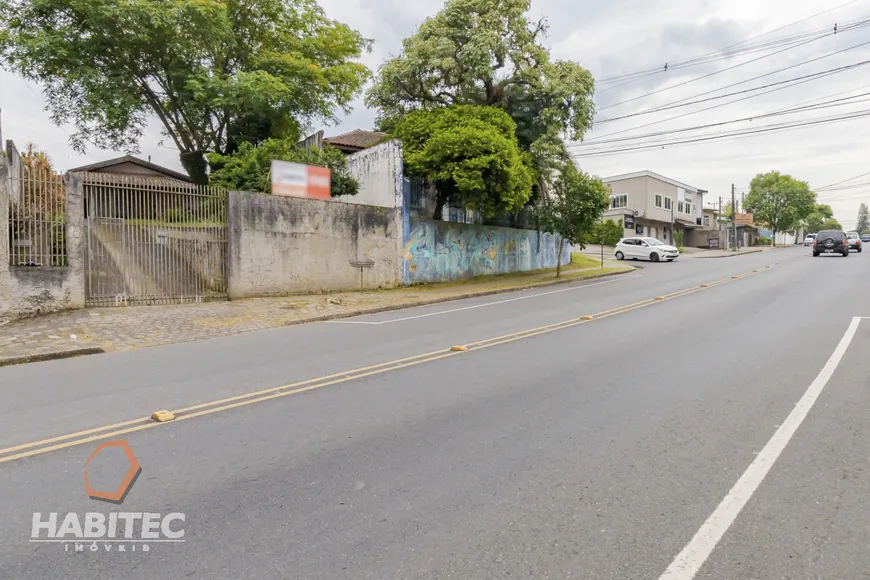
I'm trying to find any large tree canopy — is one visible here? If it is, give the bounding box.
[365,0,595,168]
[207,139,358,197]
[803,203,835,233]
[394,105,535,220]
[744,171,815,244]
[856,203,870,233]
[0,0,372,183]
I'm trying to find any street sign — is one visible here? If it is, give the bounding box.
[271,160,331,200]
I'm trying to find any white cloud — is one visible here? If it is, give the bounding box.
[1,0,867,226]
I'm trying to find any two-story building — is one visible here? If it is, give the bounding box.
[601,170,706,246]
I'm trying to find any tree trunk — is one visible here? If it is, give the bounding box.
[556,237,564,278]
[431,188,449,221]
[771,228,776,247]
[179,151,209,185]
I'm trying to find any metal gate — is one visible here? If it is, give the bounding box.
[83,172,228,307]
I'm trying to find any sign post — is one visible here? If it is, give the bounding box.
[349,259,375,293]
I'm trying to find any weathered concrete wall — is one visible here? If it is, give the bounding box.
[227,191,403,298]
[0,169,85,323]
[403,218,571,284]
[342,140,403,209]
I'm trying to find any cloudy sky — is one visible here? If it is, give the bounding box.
[2,0,868,227]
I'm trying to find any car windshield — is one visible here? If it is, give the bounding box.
[645,238,663,246]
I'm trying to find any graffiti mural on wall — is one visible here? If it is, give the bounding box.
[403,218,569,284]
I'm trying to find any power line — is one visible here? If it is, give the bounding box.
[579,40,870,144]
[594,19,870,112]
[595,0,864,86]
[569,109,870,157]
[569,91,870,148]
[815,170,870,190]
[594,62,870,124]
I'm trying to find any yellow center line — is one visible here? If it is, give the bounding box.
[0,263,776,464]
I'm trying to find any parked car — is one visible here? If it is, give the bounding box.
[846,231,863,252]
[812,230,849,257]
[803,234,816,246]
[614,237,680,262]
[862,233,870,243]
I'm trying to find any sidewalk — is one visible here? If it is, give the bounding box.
[0,256,634,367]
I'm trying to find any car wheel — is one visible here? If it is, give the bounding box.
[844,251,850,257]
[859,248,863,253]
[813,252,820,257]
[650,252,660,262]
[615,251,624,260]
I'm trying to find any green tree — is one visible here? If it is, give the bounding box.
[856,203,870,233]
[803,203,835,233]
[394,105,535,219]
[537,163,610,277]
[366,0,594,182]
[207,140,358,197]
[821,217,843,231]
[591,218,624,248]
[0,0,372,184]
[744,171,815,246]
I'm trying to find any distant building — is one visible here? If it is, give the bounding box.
[600,170,706,246]
[68,155,192,182]
[323,129,388,155]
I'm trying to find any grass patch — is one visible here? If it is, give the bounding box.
[570,253,604,268]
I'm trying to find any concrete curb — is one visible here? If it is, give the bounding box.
[281,267,638,327]
[0,346,106,368]
[0,267,636,367]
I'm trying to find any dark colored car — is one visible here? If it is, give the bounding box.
[846,231,862,252]
[813,230,849,257]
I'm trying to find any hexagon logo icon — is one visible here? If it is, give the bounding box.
[83,440,142,504]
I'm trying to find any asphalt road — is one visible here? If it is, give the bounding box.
[1,245,869,579]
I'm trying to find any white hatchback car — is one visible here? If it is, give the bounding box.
[804,234,816,246]
[614,237,680,262]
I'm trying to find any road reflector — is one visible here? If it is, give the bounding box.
[731,275,739,279]
[450,345,468,352]
[655,296,665,301]
[580,315,594,320]
[151,410,175,422]
[700,284,709,288]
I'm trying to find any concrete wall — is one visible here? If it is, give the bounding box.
[227,191,403,298]
[342,140,403,209]
[0,167,85,323]
[403,218,570,284]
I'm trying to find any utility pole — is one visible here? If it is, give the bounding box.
[732,184,738,251]
[718,196,722,248]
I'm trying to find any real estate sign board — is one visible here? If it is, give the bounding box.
[271,160,331,200]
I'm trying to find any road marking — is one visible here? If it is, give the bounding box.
[658,316,862,580]
[327,274,642,325]
[0,264,775,464]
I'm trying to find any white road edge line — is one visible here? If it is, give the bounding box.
[327,274,642,325]
[658,316,863,580]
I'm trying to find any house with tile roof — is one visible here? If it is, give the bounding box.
[323,129,388,154]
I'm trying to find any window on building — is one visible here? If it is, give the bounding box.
[610,194,628,209]
[664,197,672,210]
[655,194,663,208]
[677,201,684,214]
[704,215,710,226]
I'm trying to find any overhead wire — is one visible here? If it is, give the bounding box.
[571,60,870,149]
[594,18,870,112]
[594,63,870,124]
[568,91,870,148]
[568,109,870,157]
[595,0,863,86]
